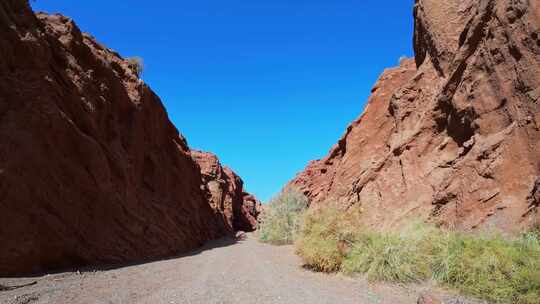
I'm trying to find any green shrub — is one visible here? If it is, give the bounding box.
[431,231,540,304]
[294,208,540,304]
[126,56,144,76]
[342,231,431,283]
[258,189,308,245]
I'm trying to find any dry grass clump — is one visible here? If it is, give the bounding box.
[126,56,144,76]
[430,231,540,304]
[341,224,434,283]
[295,206,362,272]
[294,206,540,304]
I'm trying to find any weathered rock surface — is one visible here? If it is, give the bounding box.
[290,0,540,234]
[0,0,257,275]
[192,151,261,232]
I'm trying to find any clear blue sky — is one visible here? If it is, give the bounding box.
[32,1,414,202]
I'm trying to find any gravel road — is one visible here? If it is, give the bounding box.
[0,233,457,304]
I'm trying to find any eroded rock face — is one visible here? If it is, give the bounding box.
[0,1,257,275]
[192,151,261,232]
[290,0,540,234]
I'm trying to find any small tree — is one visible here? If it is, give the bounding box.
[126,56,144,77]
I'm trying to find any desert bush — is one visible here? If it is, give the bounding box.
[295,208,540,304]
[258,189,308,245]
[126,56,144,76]
[295,205,363,272]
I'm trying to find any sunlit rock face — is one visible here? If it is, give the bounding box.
[289,0,540,234]
[192,151,261,233]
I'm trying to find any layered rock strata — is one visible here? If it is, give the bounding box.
[0,0,257,275]
[290,0,540,234]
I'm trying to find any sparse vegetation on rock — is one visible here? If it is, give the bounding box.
[126,56,144,76]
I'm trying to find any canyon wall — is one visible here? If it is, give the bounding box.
[193,151,261,233]
[290,0,540,234]
[0,0,256,275]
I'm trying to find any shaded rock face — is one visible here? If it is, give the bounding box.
[0,1,257,275]
[192,151,261,232]
[290,0,540,234]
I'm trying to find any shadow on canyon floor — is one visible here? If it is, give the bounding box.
[2,236,242,279]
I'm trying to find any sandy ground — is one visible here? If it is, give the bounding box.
[0,233,479,304]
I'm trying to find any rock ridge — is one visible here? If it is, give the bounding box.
[289,0,540,234]
[0,0,258,275]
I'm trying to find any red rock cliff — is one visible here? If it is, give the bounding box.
[0,0,257,275]
[192,151,261,232]
[290,0,540,234]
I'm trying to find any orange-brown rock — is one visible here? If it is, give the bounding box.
[192,151,261,232]
[290,0,540,234]
[0,0,257,275]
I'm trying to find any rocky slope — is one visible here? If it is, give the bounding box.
[192,151,261,232]
[0,0,257,275]
[290,0,540,234]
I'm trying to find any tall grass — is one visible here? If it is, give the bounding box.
[258,189,308,245]
[295,206,540,304]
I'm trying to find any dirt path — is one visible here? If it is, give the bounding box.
[0,234,462,304]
